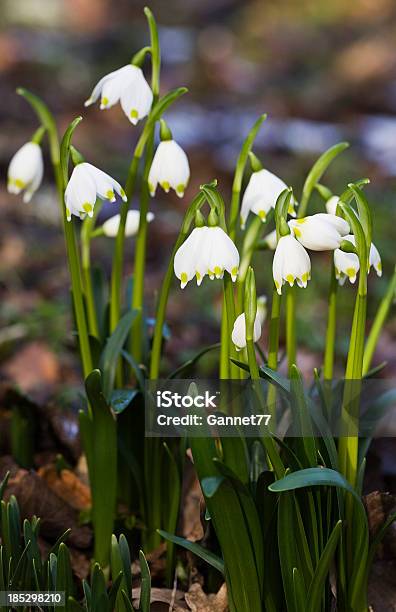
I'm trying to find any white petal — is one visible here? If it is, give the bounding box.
[290,213,349,251]
[174,227,207,288]
[240,169,289,228]
[85,65,134,108]
[120,66,153,124]
[369,242,382,277]
[83,162,126,202]
[231,312,262,350]
[102,210,154,238]
[334,244,359,285]
[64,164,97,220]
[148,140,190,197]
[8,142,44,200]
[204,227,239,281]
[326,195,340,216]
[273,235,311,294]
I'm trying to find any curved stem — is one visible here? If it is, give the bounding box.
[236,216,263,312]
[130,9,161,362]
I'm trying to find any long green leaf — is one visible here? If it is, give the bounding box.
[139,550,151,612]
[158,530,224,575]
[307,520,342,612]
[100,310,137,398]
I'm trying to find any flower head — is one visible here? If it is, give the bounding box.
[289,213,350,251]
[231,312,262,351]
[103,210,154,238]
[272,234,311,295]
[65,162,126,221]
[148,140,190,198]
[334,234,382,285]
[240,169,296,229]
[325,195,339,216]
[174,225,239,288]
[7,142,44,203]
[85,64,153,125]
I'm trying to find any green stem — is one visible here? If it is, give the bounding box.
[81,206,102,338]
[149,238,182,379]
[285,285,296,374]
[363,265,396,375]
[266,289,281,419]
[219,296,229,379]
[149,191,206,379]
[110,88,187,336]
[131,10,160,362]
[223,275,240,379]
[236,216,263,312]
[323,261,338,380]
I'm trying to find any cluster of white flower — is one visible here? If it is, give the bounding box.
[7,62,190,230]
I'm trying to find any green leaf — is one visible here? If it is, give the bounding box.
[290,365,317,467]
[293,567,307,611]
[85,370,117,567]
[162,443,182,585]
[121,590,134,612]
[110,389,139,414]
[307,520,342,612]
[299,142,349,217]
[139,550,151,612]
[158,530,224,575]
[278,492,299,612]
[60,116,83,185]
[100,310,137,398]
[55,543,74,610]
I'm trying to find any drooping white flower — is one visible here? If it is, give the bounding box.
[102,210,154,238]
[325,195,340,216]
[7,142,44,203]
[174,226,239,288]
[272,234,311,295]
[289,213,350,251]
[334,234,382,285]
[64,162,126,221]
[85,64,153,125]
[231,312,262,351]
[369,242,382,277]
[240,169,296,229]
[148,140,190,198]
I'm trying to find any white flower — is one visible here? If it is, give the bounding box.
[7,142,44,203]
[240,169,296,229]
[289,213,350,251]
[272,234,311,295]
[174,226,239,288]
[85,64,153,125]
[325,195,339,216]
[231,312,262,351]
[334,234,382,285]
[148,140,190,198]
[64,162,126,221]
[102,210,154,238]
[369,242,382,277]
[262,229,278,250]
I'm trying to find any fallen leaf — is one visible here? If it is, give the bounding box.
[184,583,228,612]
[38,465,91,511]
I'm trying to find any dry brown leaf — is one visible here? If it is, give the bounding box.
[2,342,60,394]
[184,583,228,612]
[5,469,92,548]
[38,465,91,511]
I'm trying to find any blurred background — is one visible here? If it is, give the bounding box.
[0,0,396,395]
